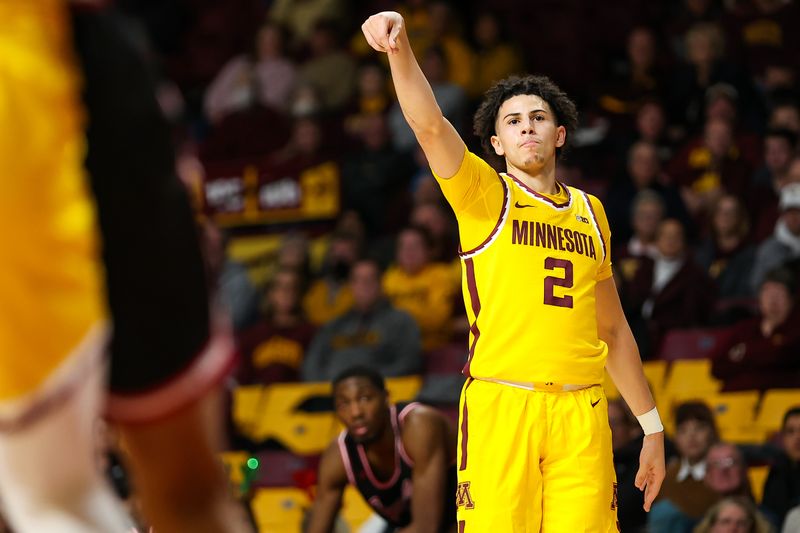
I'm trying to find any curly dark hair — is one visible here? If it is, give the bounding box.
[473,75,579,170]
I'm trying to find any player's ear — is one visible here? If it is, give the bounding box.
[491,135,505,156]
[555,125,566,148]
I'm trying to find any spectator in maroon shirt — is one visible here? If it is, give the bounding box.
[752,133,800,241]
[695,194,756,302]
[724,0,800,89]
[626,218,715,358]
[670,116,753,225]
[711,267,800,391]
[236,268,316,384]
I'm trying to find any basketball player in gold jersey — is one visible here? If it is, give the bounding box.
[362,11,665,531]
[0,2,248,532]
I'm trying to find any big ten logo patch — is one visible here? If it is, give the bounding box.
[455,482,475,510]
[610,482,618,511]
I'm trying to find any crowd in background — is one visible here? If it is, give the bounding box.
[116,0,800,531]
[6,0,799,532]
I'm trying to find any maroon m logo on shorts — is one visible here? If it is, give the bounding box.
[456,482,475,510]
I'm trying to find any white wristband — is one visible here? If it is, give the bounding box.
[636,407,664,435]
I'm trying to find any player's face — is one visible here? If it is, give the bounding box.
[782,415,800,462]
[334,377,389,444]
[491,94,565,173]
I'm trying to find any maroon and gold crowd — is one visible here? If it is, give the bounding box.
[8,1,795,532]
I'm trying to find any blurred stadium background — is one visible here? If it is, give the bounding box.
[23,0,800,531]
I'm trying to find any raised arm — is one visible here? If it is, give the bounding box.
[397,407,453,533]
[306,442,348,533]
[361,12,465,179]
[596,276,665,512]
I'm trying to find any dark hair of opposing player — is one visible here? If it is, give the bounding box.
[332,365,386,392]
[473,74,579,170]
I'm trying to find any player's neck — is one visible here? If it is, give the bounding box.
[506,159,559,195]
[364,413,396,456]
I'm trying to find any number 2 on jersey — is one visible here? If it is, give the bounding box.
[543,257,573,308]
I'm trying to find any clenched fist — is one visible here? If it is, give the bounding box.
[361,11,405,55]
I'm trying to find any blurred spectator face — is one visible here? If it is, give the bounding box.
[628,27,655,70]
[675,419,716,463]
[764,135,794,176]
[764,65,795,91]
[783,413,800,462]
[709,501,752,533]
[292,118,322,154]
[421,48,447,84]
[327,236,360,281]
[350,261,383,312]
[607,400,641,451]
[269,270,301,316]
[656,219,685,259]
[712,195,744,238]
[686,24,723,66]
[291,83,323,117]
[628,142,660,187]
[256,23,284,60]
[358,64,386,97]
[637,102,665,141]
[770,105,800,132]
[474,12,500,48]
[413,175,443,205]
[397,228,430,275]
[704,119,733,160]
[411,203,450,240]
[754,0,783,13]
[788,159,800,183]
[336,210,367,244]
[686,0,712,16]
[632,197,665,242]
[278,234,309,271]
[309,25,336,56]
[329,237,359,266]
[758,280,793,325]
[783,207,800,236]
[428,1,451,38]
[706,95,737,124]
[360,113,389,150]
[705,444,746,495]
[334,376,389,444]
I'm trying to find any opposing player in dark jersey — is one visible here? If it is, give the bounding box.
[307,367,457,533]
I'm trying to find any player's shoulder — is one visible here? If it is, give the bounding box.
[318,434,348,485]
[460,148,502,178]
[400,403,449,435]
[562,184,602,205]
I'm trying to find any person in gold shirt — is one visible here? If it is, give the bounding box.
[362,11,666,531]
[382,225,459,350]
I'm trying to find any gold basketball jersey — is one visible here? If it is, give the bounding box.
[0,1,107,400]
[436,149,612,385]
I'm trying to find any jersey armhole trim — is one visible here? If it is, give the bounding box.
[581,191,607,263]
[396,402,421,467]
[458,175,510,259]
[337,431,357,486]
